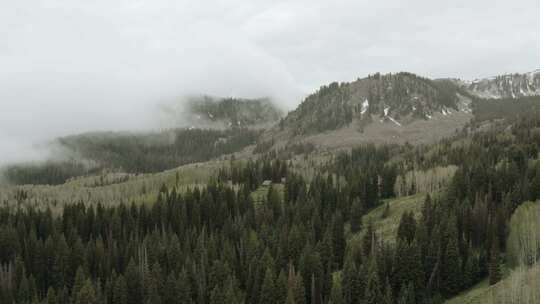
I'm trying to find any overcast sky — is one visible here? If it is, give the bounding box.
[1,0,540,163]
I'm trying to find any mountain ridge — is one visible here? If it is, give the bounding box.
[456,69,540,99]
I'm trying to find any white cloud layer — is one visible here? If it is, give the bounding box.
[1,0,540,163]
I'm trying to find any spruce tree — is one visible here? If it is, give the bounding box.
[488,241,502,285]
[113,275,128,304]
[382,278,393,304]
[441,224,462,296]
[341,258,357,304]
[72,267,86,299]
[177,269,192,304]
[46,287,57,304]
[276,270,288,304]
[75,279,96,304]
[210,286,225,304]
[331,212,345,268]
[125,260,142,304]
[294,273,307,304]
[328,278,344,304]
[259,267,277,304]
[350,199,363,234]
[397,283,415,304]
[364,259,383,304]
[17,274,30,303]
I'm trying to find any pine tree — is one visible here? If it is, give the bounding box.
[342,258,357,304]
[276,270,288,304]
[362,221,376,257]
[350,199,363,233]
[397,282,415,304]
[331,212,346,268]
[441,224,462,296]
[259,267,276,304]
[72,267,86,299]
[382,278,393,304]
[177,269,192,304]
[364,259,383,304]
[210,286,225,304]
[381,203,390,219]
[46,287,57,304]
[113,275,128,304]
[328,278,344,304]
[17,273,30,303]
[293,273,306,304]
[75,279,97,304]
[286,287,297,304]
[488,241,502,285]
[125,259,142,304]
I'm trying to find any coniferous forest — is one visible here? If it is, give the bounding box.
[3,1,540,303]
[1,107,540,304]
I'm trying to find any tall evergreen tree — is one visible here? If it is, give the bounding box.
[328,278,344,304]
[441,223,462,296]
[259,267,277,304]
[364,259,383,304]
[75,279,96,304]
[113,275,128,304]
[488,241,502,286]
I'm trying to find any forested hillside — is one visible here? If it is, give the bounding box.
[3,128,259,185]
[281,72,471,135]
[159,96,284,130]
[187,96,283,127]
[1,108,539,304]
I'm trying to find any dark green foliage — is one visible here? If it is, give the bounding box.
[488,240,502,286]
[350,199,363,233]
[328,277,344,304]
[46,287,57,304]
[113,275,127,304]
[472,96,540,123]
[331,212,346,268]
[4,161,87,185]
[0,114,538,304]
[364,259,383,304]
[441,222,462,296]
[75,279,96,304]
[282,72,462,135]
[5,128,260,185]
[396,211,416,244]
[259,267,276,304]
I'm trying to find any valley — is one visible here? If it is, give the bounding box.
[1,70,540,304]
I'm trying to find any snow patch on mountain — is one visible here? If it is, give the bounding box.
[361,99,369,115]
[388,116,402,127]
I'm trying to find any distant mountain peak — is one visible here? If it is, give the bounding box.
[279,72,471,136]
[460,69,540,99]
[159,95,284,130]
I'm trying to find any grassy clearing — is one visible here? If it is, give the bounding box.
[348,193,427,244]
[250,183,285,209]
[0,160,224,213]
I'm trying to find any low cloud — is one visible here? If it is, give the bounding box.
[1,0,539,164]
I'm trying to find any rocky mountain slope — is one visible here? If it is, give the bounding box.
[259,72,474,151]
[458,69,540,99]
